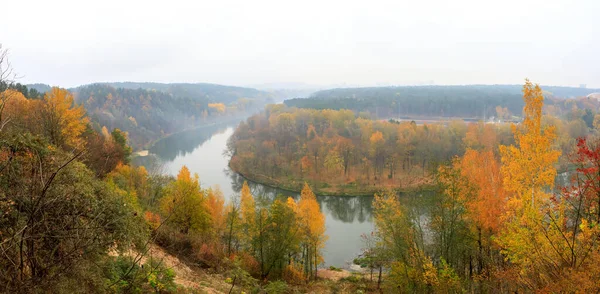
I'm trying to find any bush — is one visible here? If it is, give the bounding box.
[264,280,289,294]
[340,275,361,283]
[104,256,177,293]
[282,263,306,284]
[238,251,260,276]
[195,241,227,269]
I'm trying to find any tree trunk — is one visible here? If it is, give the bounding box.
[228,276,237,294]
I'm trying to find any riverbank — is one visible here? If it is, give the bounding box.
[230,162,436,196]
[131,114,251,162]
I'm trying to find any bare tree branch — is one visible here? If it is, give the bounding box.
[0,44,18,133]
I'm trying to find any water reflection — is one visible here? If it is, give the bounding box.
[150,123,236,161]
[319,196,373,223]
[227,169,373,223]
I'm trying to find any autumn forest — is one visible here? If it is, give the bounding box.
[226,80,600,292]
[3,41,600,293]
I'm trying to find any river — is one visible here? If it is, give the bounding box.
[133,121,376,268]
[132,118,576,270]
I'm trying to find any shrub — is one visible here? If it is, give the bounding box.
[340,275,360,283]
[104,256,177,293]
[282,263,306,285]
[238,251,260,276]
[264,280,289,294]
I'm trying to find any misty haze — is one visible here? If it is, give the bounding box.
[1,0,599,293]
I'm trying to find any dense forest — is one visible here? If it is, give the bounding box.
[285,84,600,119]
[227,106,511,194]
[227,97,593,195]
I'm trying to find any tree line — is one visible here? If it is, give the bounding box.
[285,84,600,120]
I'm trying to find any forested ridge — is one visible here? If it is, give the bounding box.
[102,82,275,105]
[285,84,600,119]
[23,82,275,150]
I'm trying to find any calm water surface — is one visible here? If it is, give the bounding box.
[137,123,375,267]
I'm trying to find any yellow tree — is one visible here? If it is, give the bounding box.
[240,181,256,250]
[296,183,327,279]
[208,103,226,114]
[369,131,386,179]
[106,163,149,207]
[0,89,32,132]
[40,87,89,148]
[206,186,226,238]
[223,200,242,257]
[160,166,210,235]
[497,80,562,290]
[499,79,560,210]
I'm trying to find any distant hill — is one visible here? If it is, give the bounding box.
[101,82,275,104]
[540,85,600,98]
[71,83,274,149]
[285,84,600,119]
[308,84,600,100]
[28,82,277,104]
[21,82,276,149]
[25,83,52,93]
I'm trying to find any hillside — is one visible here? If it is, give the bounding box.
[71,83,270,149]
[23,82,277,149]
[285,84,600,119]
[102,82,275,104]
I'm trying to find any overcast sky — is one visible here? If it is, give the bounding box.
[2,0,599,88]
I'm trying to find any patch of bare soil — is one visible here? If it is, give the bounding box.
[116,244,230,293]
[317,269,352,281]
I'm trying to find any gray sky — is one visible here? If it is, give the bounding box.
[3,0,599,88]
